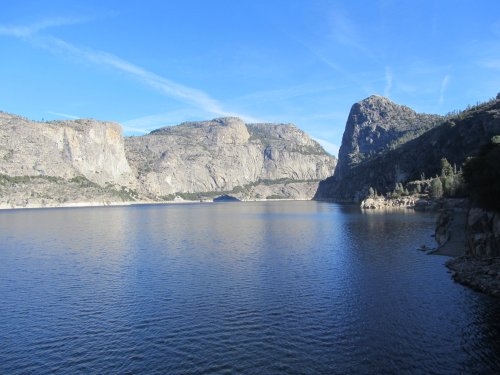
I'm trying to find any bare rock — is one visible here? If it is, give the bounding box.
[360,195,422,209]
[0,112,336,207]
[466,208,500,257]
[0,113,136,188]
[125,117,337,198]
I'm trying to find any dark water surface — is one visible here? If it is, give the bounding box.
[1,201,499,374]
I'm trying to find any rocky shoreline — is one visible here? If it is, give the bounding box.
[365,196,500,298]
[360,194,465,212]
[432,201,500,298]
[360,196,436,210]
[446,257,500,298]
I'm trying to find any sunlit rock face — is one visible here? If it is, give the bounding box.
[0,112,136,187]
[124,117,337,197]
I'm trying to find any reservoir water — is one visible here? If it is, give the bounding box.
[0,201,499,374]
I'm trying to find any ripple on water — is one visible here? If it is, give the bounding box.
[0,202,499,374]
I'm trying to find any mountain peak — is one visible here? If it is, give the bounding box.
[334,96,442,178]
[361,94,393,103]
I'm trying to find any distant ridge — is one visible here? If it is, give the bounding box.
[0,113,336,208]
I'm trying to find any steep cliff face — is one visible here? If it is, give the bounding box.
[0,112,136,187]
[466,208,500,257]
[334,95,441,178]
[125,117,336,197]
[0,112,336,207]
[316,96,500,202]
[441,204,500,298]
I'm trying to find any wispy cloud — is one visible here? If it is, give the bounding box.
[36,35,253,119]
[0,17,88,38]
[300,44,374,94]
[439,75,450,105]
[384,67,393,97]
[328,9,379,62]
[329,10,363,52]
[1,18,256,122]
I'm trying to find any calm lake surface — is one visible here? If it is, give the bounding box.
[1,201,499,374]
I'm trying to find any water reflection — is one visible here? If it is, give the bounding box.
[0,202,499,374]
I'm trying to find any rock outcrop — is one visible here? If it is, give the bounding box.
[0,112,136,187]
[466,208,500,257]
[335,95,441,179]
[446,257,500,297]
[360,195,424,210]
[0,112,336,207]
[315,96,500,202]
[125,117,336,198]
[442,205,500,298]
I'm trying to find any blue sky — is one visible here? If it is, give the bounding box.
[1,0,499,155]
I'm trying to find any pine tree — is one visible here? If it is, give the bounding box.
[440,158,453,177]
[430,178,443,199]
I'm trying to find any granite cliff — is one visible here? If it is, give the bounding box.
[315,95,500,202]
[334,95,441,179]
[0,112,136,187]
[0,112,140,208]
[436,204,500,297]
[0,112,336,208]
[314,93,500,297]
[124,117,336,200]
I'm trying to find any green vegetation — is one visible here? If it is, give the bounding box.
[253,177,319,186]
[175,191,227,200]
[69,175,101,189]
[2,149,14,161]
[438,158,465,198]
[367,156,466,201]
[440,158,453,177]
[430,178,443,199]
[444,96,498,121]
[266,194,285,199]
[0,173,140,202]
[0,174,63,185]
[463,139,500,212]
[386,182,411,198]
[247,127,326,155]
[159,194,177,201]
[387,118,443,151]
[247,127,282,144]
[159,177,319,201]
